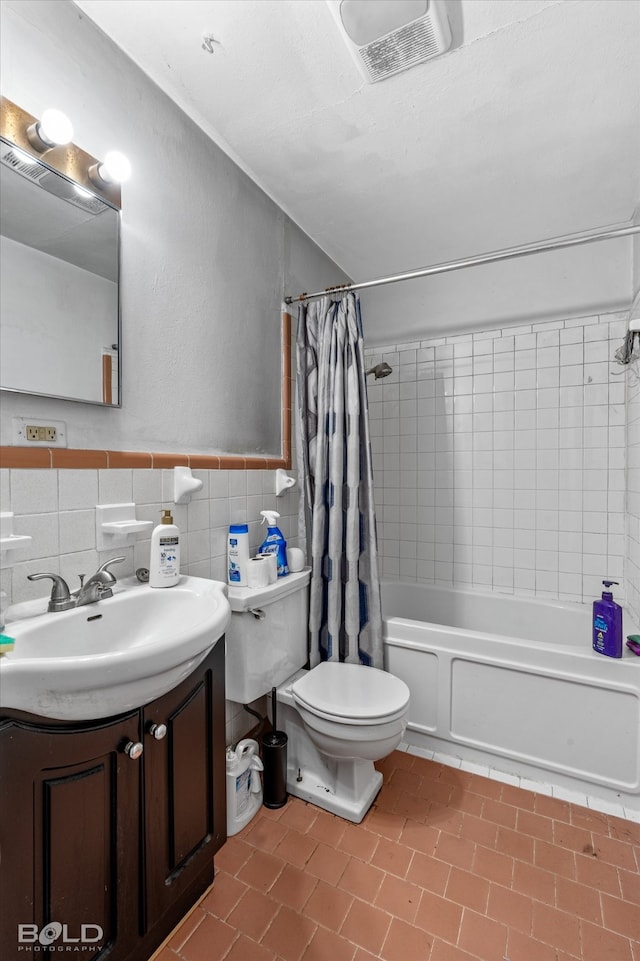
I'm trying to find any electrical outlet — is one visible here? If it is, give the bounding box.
[25,425,57,441]
[12,418,67,447]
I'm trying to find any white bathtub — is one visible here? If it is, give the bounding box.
[382,581,640,811]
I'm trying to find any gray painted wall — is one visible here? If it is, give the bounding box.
[0,0,349,454]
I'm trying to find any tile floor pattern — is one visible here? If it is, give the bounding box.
[153,752,639,961]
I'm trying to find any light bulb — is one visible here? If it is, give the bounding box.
[26,108,73,151]
[98,151,131,184]
[37,109,73,146]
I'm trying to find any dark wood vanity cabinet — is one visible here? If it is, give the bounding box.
[143,642,226,933]
[0,639,226,961]
[0,709,142,960]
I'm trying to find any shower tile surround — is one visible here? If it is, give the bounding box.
[366,311,630,606]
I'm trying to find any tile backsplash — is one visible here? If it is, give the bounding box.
[1,467,299,602]
[366,311,629,605]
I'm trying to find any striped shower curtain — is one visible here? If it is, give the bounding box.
[295,293,383,669]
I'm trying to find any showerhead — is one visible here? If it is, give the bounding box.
[366,362,393,379]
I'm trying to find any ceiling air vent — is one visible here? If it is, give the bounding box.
[327,0,452,83]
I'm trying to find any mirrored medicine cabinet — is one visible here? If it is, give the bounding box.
[0,97,121,407]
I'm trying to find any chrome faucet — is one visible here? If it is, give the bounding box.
[75,556,126,606]
[75,557,125,606]
[28,557,126,611]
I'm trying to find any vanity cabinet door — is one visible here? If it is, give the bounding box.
[142,639,226,931]
[0,713,141,961]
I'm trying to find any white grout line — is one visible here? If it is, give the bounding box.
[400,742,634,822]
[519,776,553,797]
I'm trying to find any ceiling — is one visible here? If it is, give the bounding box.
[74,0,640,338]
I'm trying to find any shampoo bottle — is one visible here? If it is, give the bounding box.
[228,524,250,586]
[258,510,288,577]
[592,580,623,658]
[149,509,180,588]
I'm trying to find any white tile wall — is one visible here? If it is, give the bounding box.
[366,311,629,604]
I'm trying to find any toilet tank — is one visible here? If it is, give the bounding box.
[226,568,311,703]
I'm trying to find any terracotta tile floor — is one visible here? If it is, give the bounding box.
[153,751,640,961]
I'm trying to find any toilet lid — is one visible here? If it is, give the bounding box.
[291,662,409,721]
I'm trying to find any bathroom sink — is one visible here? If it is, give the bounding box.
[0,576,230,721]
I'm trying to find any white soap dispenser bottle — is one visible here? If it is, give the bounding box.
[149,509,180,588]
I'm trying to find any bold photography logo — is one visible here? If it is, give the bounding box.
[18,922,104,952]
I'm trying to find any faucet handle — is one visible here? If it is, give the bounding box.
[27,573,75,612]
[96,556,126,583]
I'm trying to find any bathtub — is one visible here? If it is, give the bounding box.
[382,581,640,811]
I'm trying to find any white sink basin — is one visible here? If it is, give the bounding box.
[0,576,230,721]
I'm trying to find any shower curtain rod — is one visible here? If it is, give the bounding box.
[283,223,640,305]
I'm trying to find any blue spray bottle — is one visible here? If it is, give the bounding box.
[592,580,623,658]
[259,510,288,577]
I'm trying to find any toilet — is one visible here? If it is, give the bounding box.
[225,568,410,822]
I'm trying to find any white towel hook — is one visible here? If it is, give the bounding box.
[275,469,296,497]
[174,466,204,504]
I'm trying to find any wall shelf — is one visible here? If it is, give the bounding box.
[96,504,153,550]
[101,521,153,534]
[0,513,32,561]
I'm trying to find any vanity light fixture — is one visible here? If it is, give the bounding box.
[88,149,132,186]
[26,108,74,151]
[1,95,123,208]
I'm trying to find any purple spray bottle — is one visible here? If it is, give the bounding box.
[592,580,623,658]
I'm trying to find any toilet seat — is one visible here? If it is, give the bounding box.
[291,662,409,726]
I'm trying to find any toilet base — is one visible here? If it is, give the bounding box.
[287,759,383,823]
[276,680,385,823]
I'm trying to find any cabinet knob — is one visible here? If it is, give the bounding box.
[148,723,167,741]
[124,740,143,759]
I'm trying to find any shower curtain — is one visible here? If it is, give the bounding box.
[295,292,383,669]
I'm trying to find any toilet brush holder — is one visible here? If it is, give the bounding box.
[261,687,288,809]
